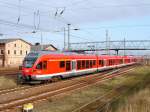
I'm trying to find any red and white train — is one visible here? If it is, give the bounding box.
[20,51,139,83]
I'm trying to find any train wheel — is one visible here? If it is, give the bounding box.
[17,73,25,85]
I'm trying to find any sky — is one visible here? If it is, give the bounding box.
[0,0,150,50]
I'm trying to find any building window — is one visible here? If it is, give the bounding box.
[14,44,16,47]
[20,50,22,55]
[8,50,10,54]
[1,50,4,54]
[14,50,16,55]
[26,51,28,55]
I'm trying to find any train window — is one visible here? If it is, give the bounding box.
[134,59,136,62]
[60,61,65,68]
[43,61,47,69]
[112,60,114,65]
[93,60,96,66]
[90,60,92,68]
[82,60,85,69]
[113,59,115,65]
[36,62,42,69]
[86,60,89,68]
[120,59,123,64]
[77,61,81,69]
[66,61,71,71]
[99,60,104,66]
[109,60,112,65]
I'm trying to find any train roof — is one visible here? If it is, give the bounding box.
[26,51,137,60]
[27,51,96,57]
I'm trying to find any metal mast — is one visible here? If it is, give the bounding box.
[106,29,110,55]
[67,24,71,50]
[63,27,66,50]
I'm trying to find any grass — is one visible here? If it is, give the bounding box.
[0,76,17,90]
[32,66,150,112]
[100,66,150,112]
[0,67,19,89]
[114,87,150,112]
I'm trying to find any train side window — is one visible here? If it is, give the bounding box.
[77,61,81,69]
[121,59,123,64]
[99,60,104,66]
[112,60,114,65]
[66,61,71,71]
[112,59,115,65]
[90,60,92,68]
[82,60,85,69]
[86,60,89,68]
[101,60,104,66]
[93,60,96,66]
[109,60,111,65]
[36,62,42,69]
[60,61,65,68]
[43,61,47,69]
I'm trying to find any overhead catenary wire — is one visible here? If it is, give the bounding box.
[55,31,93,42]
[67,0,88,7]
[0,0,150,42]
[67,3,150,11]
[33,10,41,30]
[80,25,150,30]
[0,0,150,15]
[17,0,22,24]
[0,0,150,28]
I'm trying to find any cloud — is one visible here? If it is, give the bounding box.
[0,0,150,33]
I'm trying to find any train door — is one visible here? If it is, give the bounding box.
[72,60,76,75]
[104,59,107,66]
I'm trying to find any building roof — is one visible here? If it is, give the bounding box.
[0,38,32,45]
[31,44,58,51]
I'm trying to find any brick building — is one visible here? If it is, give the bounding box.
[0,38,31,67]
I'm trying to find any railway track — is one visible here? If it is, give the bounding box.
[0,65,137,111]
[0,70,20,76]
[0,69,116,95]
[71,79,140,112]
[0,65,135,96]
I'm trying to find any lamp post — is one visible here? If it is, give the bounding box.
[63,27,66,50]
[56,25,79,51]
[67,24,71,50]
[40,32,43,50]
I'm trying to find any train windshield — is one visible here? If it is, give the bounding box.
[23,57,37,68]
